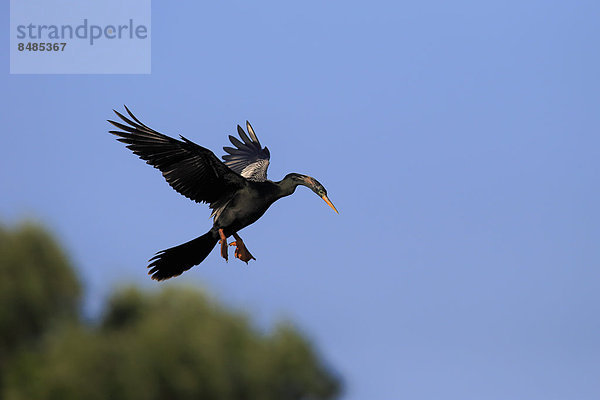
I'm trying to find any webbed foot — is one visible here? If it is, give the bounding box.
[218,229,228,262]
[229,233,256,264]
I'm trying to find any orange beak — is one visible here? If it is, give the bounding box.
[321,195,339,214]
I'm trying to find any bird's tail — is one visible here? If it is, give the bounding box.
[148,230,218,281]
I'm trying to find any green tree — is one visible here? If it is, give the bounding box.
[0,222,341,400]
[0,222,81,385]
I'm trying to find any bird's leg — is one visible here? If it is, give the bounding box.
[228,232,256,264]
[218,228,228,262]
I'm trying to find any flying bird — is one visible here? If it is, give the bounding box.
[108,106,338,281]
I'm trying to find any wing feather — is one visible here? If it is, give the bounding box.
[222,121,270,182]
[108,106,246,206]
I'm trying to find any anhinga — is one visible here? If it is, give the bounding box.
[108,106,338,281]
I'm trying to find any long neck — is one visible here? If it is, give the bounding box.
[275,173,309,198]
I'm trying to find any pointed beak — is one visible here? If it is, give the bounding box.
[321,195,339,214]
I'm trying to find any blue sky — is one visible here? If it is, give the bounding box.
[2,1,599,399]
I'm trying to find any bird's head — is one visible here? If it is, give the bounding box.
[285,173,339,214]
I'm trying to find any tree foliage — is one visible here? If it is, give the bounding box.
[0,222,341,400]
[0,222,81,370]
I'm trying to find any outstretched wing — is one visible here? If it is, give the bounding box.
[108,106,246,207]
[222,121,270,182]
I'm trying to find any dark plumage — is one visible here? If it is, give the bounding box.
[108,106,338,281]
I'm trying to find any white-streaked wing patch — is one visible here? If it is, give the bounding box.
[241,159,270,181]
[222,121,271,182]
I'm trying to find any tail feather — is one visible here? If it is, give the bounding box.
[148,230,218,281]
